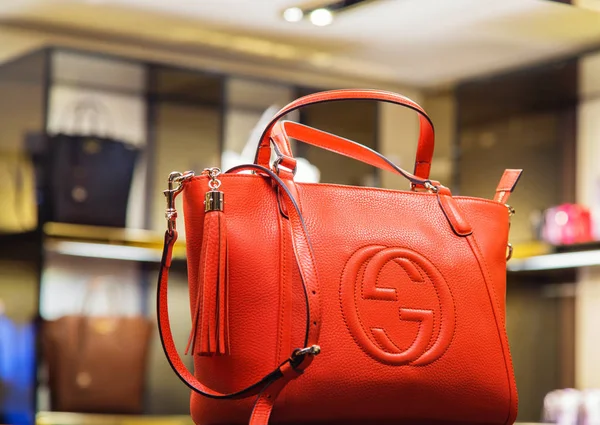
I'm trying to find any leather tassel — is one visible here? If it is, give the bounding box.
[186,189,229,357]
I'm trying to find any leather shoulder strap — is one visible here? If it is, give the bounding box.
[157,164,322,424]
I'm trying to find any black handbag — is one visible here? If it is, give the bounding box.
[46,99,140,228]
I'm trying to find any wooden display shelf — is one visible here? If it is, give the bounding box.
[43,222,186,263]
[37,412,193,425]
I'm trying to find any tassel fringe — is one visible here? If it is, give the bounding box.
[185,210,229,356]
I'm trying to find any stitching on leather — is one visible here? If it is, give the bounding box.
[341,245,382,362]
[404,250,457,368]
[412,261,441,357]
[295,184,305,214]
[292,209,322,338]
[276,215,287,367]
[397,260,425,283]
[359,251,375,301]
[405,256,454,367]
[341,245,456,367]
[354,252,387,362]
[495,192,508,203]
[452,196,511,207]
[467,235,516,425]
[371,326,408,353]
[198,174,509,208]
[371,259,399,302]
[366,258,432,306]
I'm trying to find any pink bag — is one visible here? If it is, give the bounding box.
[542,204,593,245]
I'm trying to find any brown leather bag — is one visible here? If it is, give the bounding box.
[43,281,152,413]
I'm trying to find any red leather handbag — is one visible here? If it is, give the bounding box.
[158,89,522,425]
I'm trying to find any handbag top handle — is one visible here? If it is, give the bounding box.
[254,89,435,185]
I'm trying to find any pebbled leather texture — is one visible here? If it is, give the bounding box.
[158,89,520,425]
[181,175,518,425]
[158,165,322,424]
[438,192,473,236]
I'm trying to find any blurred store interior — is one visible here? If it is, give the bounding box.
[2,0,600,424]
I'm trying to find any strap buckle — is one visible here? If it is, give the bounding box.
[292,345,321,359]
[290,344,321,369]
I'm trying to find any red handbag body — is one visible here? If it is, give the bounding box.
[158,90,522,425]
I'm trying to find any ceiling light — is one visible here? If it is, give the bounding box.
[310,8,334,26]
[283,7,304,23]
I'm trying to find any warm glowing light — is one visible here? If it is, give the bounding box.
[310,8,334,26]
[283,7,304,22]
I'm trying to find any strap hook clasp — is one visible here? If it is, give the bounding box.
[164,171,195,233]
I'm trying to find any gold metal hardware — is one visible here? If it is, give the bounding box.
[506,204,515,217]
[71,186,88,203]
[76,371,92,389]
[410,181,439,193]
[205,191,224,212]
[164,170,195,233]
[506,243,513,261]
[203,167,222,189]
[93,318,117,335]
[203,167,224,212]
[83,139,101,155]
[424,181,439,193]
[293,345,321,358]
[506,204,515,261]
[272,142,297,176]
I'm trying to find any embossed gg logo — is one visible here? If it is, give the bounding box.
[340,246,455,365]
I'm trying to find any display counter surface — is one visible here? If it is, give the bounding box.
[35,412,551,425]
[37,412,194,425]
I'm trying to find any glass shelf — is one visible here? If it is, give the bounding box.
[509,248,600,272]
[43,222,186,263]
[509,241,600,272]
